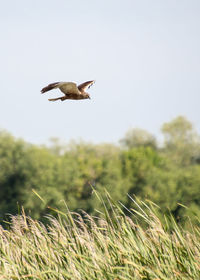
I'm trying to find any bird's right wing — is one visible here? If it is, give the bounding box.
[78,80,95,92]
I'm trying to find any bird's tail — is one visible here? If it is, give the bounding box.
[48,96,66,102]
[41,82,59,94]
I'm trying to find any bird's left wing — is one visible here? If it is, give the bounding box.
[78,80,95,92]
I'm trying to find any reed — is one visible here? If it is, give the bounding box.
[0,195,199,279]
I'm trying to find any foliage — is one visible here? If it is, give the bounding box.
[0,197,200,280]
[120,128,157,149]
[0,115,200,226]
[161,116,200,165]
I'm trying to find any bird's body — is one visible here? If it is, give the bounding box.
[41,80,95,101]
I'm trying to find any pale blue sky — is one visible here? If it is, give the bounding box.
[0,0,200,144]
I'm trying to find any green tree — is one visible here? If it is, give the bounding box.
[1,115,200,228]
[120,128,157,149]
[161,116,200,165]
[0,130,64,220]
[120,146,164,209]
[60,141,124,214]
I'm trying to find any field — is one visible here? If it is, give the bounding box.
[0,195,200,280]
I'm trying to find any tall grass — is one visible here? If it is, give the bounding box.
[0,195,200,279]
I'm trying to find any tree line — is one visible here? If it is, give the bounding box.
[0,116,200,226]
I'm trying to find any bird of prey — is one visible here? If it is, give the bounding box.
[41,80,95,102]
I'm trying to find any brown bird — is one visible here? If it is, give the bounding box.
[41,80,95,101]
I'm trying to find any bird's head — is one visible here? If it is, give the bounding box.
[85,93,91,99]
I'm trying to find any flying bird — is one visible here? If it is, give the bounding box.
[41,80,95,102]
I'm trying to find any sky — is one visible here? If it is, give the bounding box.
[0,0,200,145]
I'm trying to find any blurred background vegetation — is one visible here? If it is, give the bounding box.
[0,115,200,227]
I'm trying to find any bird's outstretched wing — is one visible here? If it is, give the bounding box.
[78,80,95,92]
[41,82,60,93]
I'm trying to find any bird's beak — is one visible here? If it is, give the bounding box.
[89,96,91,99]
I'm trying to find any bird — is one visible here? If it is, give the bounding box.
[41,80,95,102]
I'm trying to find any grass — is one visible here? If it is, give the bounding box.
[0,194,200,279]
